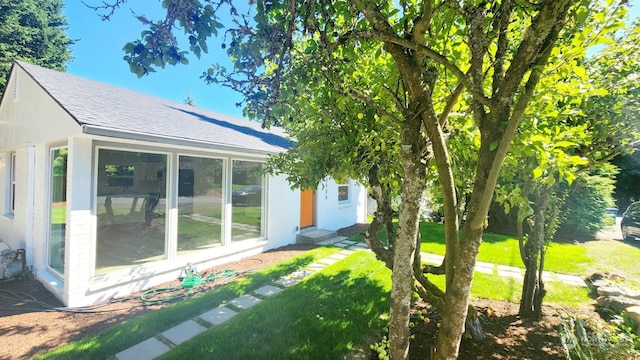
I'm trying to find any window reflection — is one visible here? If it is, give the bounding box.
[231,160,264,241]
[95,149,167,273]
[48,148,67,274]
[177,156,224,254]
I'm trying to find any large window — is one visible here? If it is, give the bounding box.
[95,149,167,273]
[231,160,264,241]
[48,148,67,274]
[177,156,224,255]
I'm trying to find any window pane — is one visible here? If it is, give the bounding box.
[231,160,264,241]
[338,184,349,202]
[48,148,67,274]
[96,149,167,273]
[178,156,224,255]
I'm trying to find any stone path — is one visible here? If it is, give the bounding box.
[114,238,585,360]
[421,253,586,287]
[114,239,367,360]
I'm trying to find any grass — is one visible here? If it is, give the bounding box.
[39,221,635,359]
[425,266,591,308]
[418,222,593,274]
[36,246,339,360]
[581,238,640,288]
[359,222,598,276]
[160,251,392,360]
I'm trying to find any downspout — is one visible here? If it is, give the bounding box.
[25,142,35,270]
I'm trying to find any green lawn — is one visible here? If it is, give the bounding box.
[416,222,592,274]
[39,221,634,359]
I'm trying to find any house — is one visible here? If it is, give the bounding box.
[0,61,367,307]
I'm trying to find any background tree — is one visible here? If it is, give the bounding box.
[100,0,630,358]
[0,0,74,95]
[492,14,640,319]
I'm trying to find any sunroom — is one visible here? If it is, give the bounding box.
[0,61,366,307]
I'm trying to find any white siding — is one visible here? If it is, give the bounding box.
[64,138,94,307]
[266,174,300,249]
[0,66,81,152]
[0,147,27,249]
[315,179,367,231]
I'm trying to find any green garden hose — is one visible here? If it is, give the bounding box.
[141,268,238,303]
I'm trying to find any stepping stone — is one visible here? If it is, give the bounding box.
[254,285,282,297]
[116,337,170,360]
[306,263,327,271]
[289,269,314,279]
[317,257,340,265]
[328,253,349,260]
[340,249,357,256]
[274,276,301,287]
[161,320,207,345]
[333,242,351,248]
[229,294,262,309]
[199,306,238,325]
[341,240,357,245]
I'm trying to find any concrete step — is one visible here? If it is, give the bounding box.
[296,229,337,245]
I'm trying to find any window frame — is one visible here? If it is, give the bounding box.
[47,146,68,276]
[93,145,171,274]
[338,182,350,204]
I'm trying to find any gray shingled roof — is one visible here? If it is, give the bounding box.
[16,61,292,154]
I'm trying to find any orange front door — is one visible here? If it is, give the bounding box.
[300,188,314,228]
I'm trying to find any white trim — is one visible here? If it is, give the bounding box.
[46,145,68,279]
[89,142,269,279]
[25,144,35,268]
[175,153,227,258]
[92,145,171,276]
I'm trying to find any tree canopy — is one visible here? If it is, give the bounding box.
[0,0,74,95]
[100,0,635,358]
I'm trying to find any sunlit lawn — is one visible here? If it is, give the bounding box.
[38,224,602,360]
[354,221,614,277]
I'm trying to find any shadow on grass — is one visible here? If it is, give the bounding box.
[161,254,390,359]
[36,253,322,360]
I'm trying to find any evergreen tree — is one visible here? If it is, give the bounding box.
[0,0,74,94]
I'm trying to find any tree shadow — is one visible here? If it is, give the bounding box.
[164,260,391,359]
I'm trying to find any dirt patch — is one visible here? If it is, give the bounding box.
[408,299,591,360]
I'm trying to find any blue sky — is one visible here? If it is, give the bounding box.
[62,1,640,120]
[63,1,245,117]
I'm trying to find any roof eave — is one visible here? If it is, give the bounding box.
[81,125,283,156]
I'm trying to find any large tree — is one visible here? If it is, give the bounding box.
[0,0,74,95]
[99,0,629,358]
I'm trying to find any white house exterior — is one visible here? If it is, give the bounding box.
[0,61,366,307]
